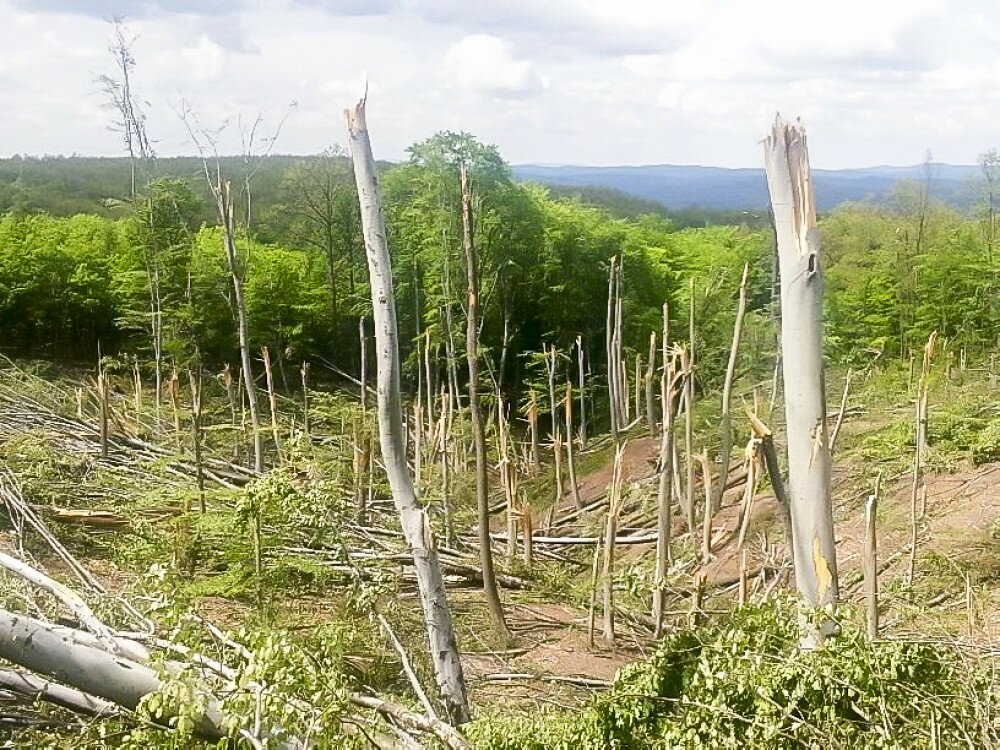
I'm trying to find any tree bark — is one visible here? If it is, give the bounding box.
[653,350,678,637]
[346,98,470,722]
[217,179,264,473]
[565,382,582,508]
[0,608,227,741]
[601,443,626,645]
[763,116,838,621]
[576,335,587,448]
[713,262,750,512]
[459,162,512,642]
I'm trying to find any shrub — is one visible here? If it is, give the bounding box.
[469,598,999,749]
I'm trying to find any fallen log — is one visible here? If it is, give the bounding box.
[52,509,129,529]
[0,668,119,718]
[0,608,229,742]
[490,532,658,546]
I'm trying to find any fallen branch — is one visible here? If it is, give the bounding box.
[0,668,119,718]
[349,693,468,750]
[480,672,612,688]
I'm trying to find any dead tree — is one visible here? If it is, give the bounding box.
[576,335,587,448]
[712,262,750,512]
[215,178,264,472]
[565,382,582,508]
[763,116,838,626]
[602,442,627,645]
[460,162,512,642]
[653,346,681,637]
[346,97,470,722]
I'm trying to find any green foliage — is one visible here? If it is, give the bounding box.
[973,416,1000,465]
[822,194,1000,361]
[469,599,1000,749]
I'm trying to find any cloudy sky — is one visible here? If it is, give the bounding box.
[1,0,996,168]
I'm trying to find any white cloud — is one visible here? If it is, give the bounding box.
[443,34,543,98]
[178,36,227,82]
[0,0,998,168]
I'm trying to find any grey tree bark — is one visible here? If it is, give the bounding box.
[346,98,470,722]
[763,116,839,620]
[216,178,264,473]
[0,608,227,740]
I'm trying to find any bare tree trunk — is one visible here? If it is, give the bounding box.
[616,272,627,423]
[460,163,512,643]
[828,367,852,455]
[699,452,714,564]
[0,608,228,742]
[606,258,620,440]
[682,347,696,535]
[346,99,469,722]
[261,346,283,464]
[633,354,642,424]
[359,315,368,412]
[217,179,264,473]
[763,116,838,625]
[653,349,678,637]
[546,345,564,505]
[300,361,310,437]
[713,262,750,512]
[439,387,455,547]
[168,367,182,448]
[685,281,696,535]
[528,391,540,471]
[576,335,587,448]
[132,357,142,416]
[565,382,582,508]
[645,332,657,436]
[908,332,936,583]
[188,369,206,514]
[601,443,626,645]
[865,473,881,639]
[424,330,435,440]
[97,362,109,460]
[498,393,517,564]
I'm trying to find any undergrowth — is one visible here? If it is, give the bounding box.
[467,597,1000,749]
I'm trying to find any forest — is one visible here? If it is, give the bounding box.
[4,23,1000,750]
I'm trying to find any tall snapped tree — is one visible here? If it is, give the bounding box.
[763,116,839,626]
[346,97,470,722]
[460,163,512,642]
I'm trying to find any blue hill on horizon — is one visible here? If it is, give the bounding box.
[512,163,983,212]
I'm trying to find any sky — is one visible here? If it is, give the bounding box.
[0,0,997,168]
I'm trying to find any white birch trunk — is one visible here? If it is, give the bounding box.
[346,98,470,722]
[763,116,839,617]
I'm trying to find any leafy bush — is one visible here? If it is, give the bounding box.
[973,416,1000,466]
[469,598,999,749]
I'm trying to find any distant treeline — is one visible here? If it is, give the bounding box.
[0,138,996,393]
[0,153,769,229]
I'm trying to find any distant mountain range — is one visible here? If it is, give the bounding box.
[512,163,984,212]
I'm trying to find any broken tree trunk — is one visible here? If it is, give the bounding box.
[713,262,750,512]
[602,442,627,646]
[577,335,587,448]
[0,608,228,741]
[346,97,470,723]
[645,332,657,436]
[763,115,839,622]
[653,349,679,637]
[460,162,512,643]
[565,382,582,508]
[217,178,264,473]
[865,473,881,639]
[261,345,284,464]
